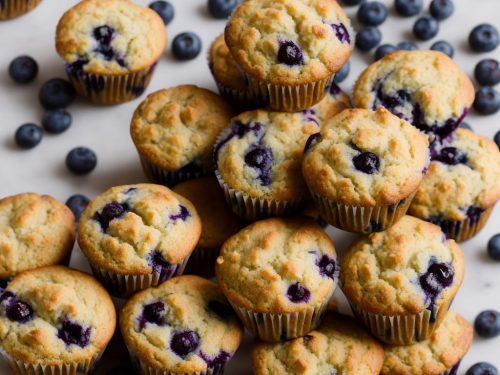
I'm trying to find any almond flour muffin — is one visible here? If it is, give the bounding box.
[0,193,75,282]
[0,266,116,375]
[216,217,338,342]
[120,275,244,375]
[56,0,166,104]
[77,184,201,298]
[0,0,41,20]
[353,50,474,138]
[340,216,465,345]
[302,107,429,233]
[252,314,384,375]
[382,311,473,375]
[131,85,233,187]
[303,82,352,127]
[225,0,353,112]
[214,109,320,220]
[409,129,500,242]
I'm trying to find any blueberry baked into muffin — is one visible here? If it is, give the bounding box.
[0,0,41,20]
[303,82,352,127]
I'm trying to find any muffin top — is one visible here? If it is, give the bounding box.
[214,109,320,201]
[410,129,500,222]
[353,51,474,137]
[382,311,473,375]
[172,177,244,249]
[304,82,351,127]
[215,217,338,313]
[302,108,429,206]
[340,216,464,315]
[120,275,244,373]
[252,313,384,375]
[131,85,233,173]
[56,0,166,75]
[0,193,75,279]
[78,184,201,275]
[0,266,115,365]
[225,0,353,85]
[209,34,247,91]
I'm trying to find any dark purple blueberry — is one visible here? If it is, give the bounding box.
[316,254,337,279]
[207,0,239,19]
[3,297,33,323]
[42,109,72,134]
[0,280,9,293]
[277,40,303,66]
[340,0,365,6]
[419,261,454,301]
[140,301,166,329]
[93,25,115,46]
[149,1,174,25]
[170,330,200,358]
[57,318,91,347]
[487,234,500,261]
[396,41,419,51]
[329,82,342,97]
[334,61,350,83]
[469,24,499,53]
[66,194,90,222]
[466,206,484,223]
[148,250,175,280]
[8,55,38,84]
[355,27,382,52]
[357,2,388,27]
[66,58,89,76]
[66,147,97,175]
[413,16,439,41]
[39,78,76,109]
[244,147,273,186]
[474,87,500,115]
[286,283,311,303]
[94,201,129,230]
[0,291,14,303]
[200,350,231,368]
[15,123,43,149]
[304,133,322,153]
[169,205,191,222]
[353,152,380,174]
[331,23,351,44]
[208,300,234,320]
[374,44,397,60]
[475,59,500,86]
[432,147,467,165]
[429,0,454,21]
[395,0,423,17]
[431,40,454,58]
[474,310,500,338]
[466,362,498,375]
[172,32,202,60]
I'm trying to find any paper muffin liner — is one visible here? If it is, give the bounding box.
[88,256,190,299]
[213,79,258,111]
[309,189,416,234]
[139,156,210,187]
[183,246,220,279]
[0,0,41,20]
[64,62,157,105]
[215,169,303,221]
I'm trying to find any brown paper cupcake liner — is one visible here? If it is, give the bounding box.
[183,246,220,279]
[0,0,41,20]
[139,156,210,187]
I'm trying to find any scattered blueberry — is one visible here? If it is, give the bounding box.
[466,362,499,375]
[495,131,500,149]
[170,330,200,358]
[355,27,382,51]
[334,61,350,83]
[8,55,38,84]
[429,0,454,21]
[286,283,311,303]
[66,147,97,175]
[95,201,129,231]
[375,44,397,60]
[397,41,418,51]
[458,121,473,131]
[149,1,174,25]
[57,318,91,347]
[474,59,500,86]
[469,24,499,53]
[431,40,454,57]
[341,0,365,6]
[475,310,500,338]
[394,0,423,17]
[39,78,76,110]
[207,0,239,19]
[488,234,500,261]
[473,87,500,115]
[357,2,388,27]
[353,152,380,174]
[65,194,90,222]
[14,123,43,149]
[413,16,439,41]
[172,32,202,60]
[42,109,72,134]
[277,40,303,66]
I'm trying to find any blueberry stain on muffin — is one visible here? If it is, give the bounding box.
[244,146,273,186]
[433,147,468,166]
[169,205,191,222]
[302,108,319,124]
[147,250,176,281]
[139,301,166,329]
[286,282,311,303]
[200,350,231,368]
[170,330,200,358]
[214,121,264,160]
[419,259,454,314]
[57,317,91,347]
[330,23,351,44]
[1,292,34,323]
[94,201,130,231]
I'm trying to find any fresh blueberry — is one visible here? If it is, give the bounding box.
[149,1,174,25]
[353,152,380,174]
[429,0,454,21]
[488,234,500,261]
[395,0,423,17]
[431,40,454,58]
[355,27,382,51]
[495,131,500,149]
[42,109,72,134]
[95,201,129,231]
[459,121,473,131]
[57,318,91,347]
[286,283,311,303]
[334,61,350,83]
[14,123,43,149]
[397,41,418,51]
[413,16,439,41]
[66,147,97,175]
[375,44,397,60]
[475,59,500,86]
[277,40,303,66]
[8,55,38,84]
[65,194,90,222]
[466,363,499,375]
[6,300,34,323]
[474,87,500,115]
[169,205,191,221]
[207,0,239,19]
[341,0,365,6]
[141,301,166,328]
[469,24,499,53]
[433,147,467,165]
[39,78,76,110]
[170,331,200,358]
[357,2,388,26]
[172,32,202,60]
[474,310,500,338]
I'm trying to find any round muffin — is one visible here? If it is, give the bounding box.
[0,266,116,374]
[382,311,473,375]
[77,184,201,297]
[0,193,75,280]
[340,215,465,345]
[214,109,320,220]
[252,313,384,375]
[303,82,352,127]
[353,50,474,138]
[0,0,42,20]
[55,0,167,104]
[409,129,500,242]
[120,275,244,375]
[302,107,429,233]
[131,85,233,186]
[216,217,338,341]
[172,177,244,278]
[225,0,353,112]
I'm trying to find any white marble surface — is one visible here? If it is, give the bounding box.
[0,0,499,373]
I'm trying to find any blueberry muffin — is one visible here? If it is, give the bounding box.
[340,216,465,345]
[56,0,166,104]
[0,193,75,282]
[302,107,429,233]
[353,50,474,138]
[172,177,245,278]
[216,217,338,341]
[225,0,353,112]
[409,129,500,242]
[303,82,352,127]
[0,0,41,19]
[382,311,473,375]
[0,266,116,375]
[120,275,244,375]
[214,109,320,220]
[77,184,201,297]
[252,313,384,375]
[131,85,233,187]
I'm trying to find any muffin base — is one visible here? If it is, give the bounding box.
[140,156,209,187]
[183,246,220,279]
[0,0,41,20]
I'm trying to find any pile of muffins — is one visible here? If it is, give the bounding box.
[1,0,500,374]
